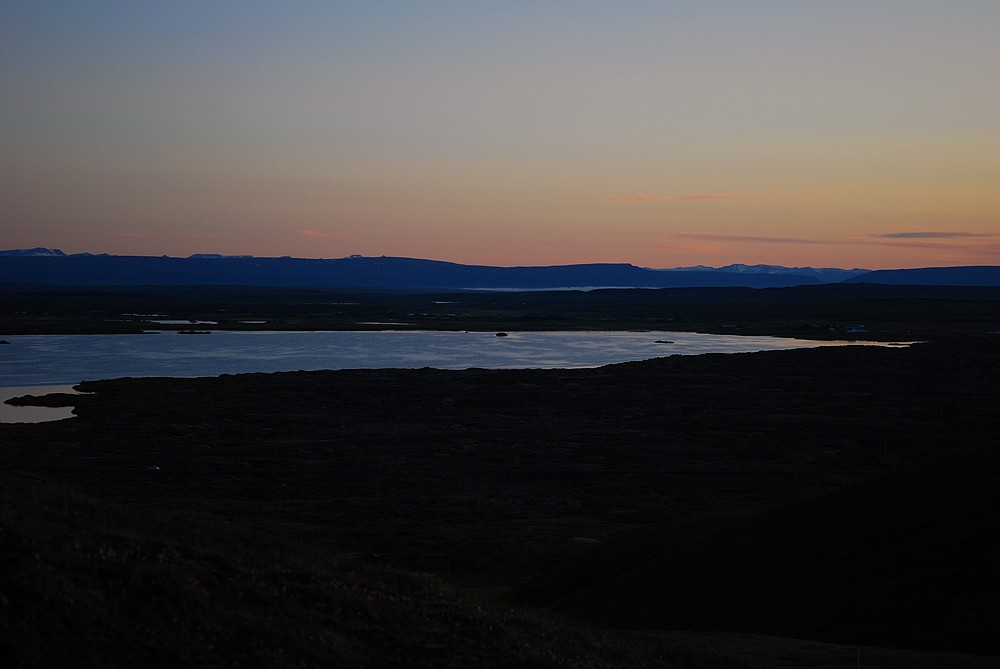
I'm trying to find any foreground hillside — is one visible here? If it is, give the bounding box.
[3,473,995,669]
[3,339,998,665]
[0,471,711,668]
[6,341,998,576]
[510,444,1000,655]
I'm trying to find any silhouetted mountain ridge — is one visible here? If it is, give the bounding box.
[665,263,868,282]
[0,252,826,289]
[0,247,68,257]
[2,250,997,288]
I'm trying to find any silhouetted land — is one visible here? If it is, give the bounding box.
[2,283,999,665]
[2,282,1000,338]
[3,336,999,664]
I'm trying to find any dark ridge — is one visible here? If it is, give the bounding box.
[842,266,1000,286]
[0,255,823,289]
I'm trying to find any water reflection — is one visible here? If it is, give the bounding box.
[0,385,81,424]
[0,330,908,392]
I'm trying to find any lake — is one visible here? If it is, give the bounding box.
[0,330,906,422]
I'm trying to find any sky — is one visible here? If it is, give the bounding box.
[2,1,998,269]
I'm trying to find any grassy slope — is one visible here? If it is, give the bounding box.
[0,472,732,669]
[508,445,1000,656]
[647,632,1000,669]
[2,467,996,669]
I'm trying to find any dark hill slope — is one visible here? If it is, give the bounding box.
[510,444,1000,655]
[843,265,1000,286]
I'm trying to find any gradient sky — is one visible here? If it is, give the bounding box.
[2,1,998,269]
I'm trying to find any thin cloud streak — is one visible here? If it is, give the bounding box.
[869,232,996,239]
[651,243,726,254]
[866,239,998,250]
[604,195,674,203]
[676,192,748,201]
[297,230,354,238]
[602,192,750,203]
[118,232,234,240]
[673,232,838,245]
[665,231,1000,251]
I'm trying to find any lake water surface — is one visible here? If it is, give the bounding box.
[0,330,905,422]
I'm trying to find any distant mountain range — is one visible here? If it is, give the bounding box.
[1,249,997,289]
[665,263,868,283]
[1,247,69,257]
